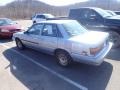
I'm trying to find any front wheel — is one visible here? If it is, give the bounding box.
[55,51,72,67]
[109,31,120,48]
[16,39,24,50]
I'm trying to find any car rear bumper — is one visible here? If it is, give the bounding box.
[71,42,113,66]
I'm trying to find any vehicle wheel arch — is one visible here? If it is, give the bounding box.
[54,48,73,67]
[54,48,70,56]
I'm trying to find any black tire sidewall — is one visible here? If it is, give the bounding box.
[33,21,36,24]
[56,51,71,67]
[109,31,120,48]
[16,39,24,50]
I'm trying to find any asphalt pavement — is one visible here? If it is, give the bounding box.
[0,39,120,90]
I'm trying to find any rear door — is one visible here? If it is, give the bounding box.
[40,24,59,54]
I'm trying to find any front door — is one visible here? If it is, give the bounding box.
[21,24,44,49]
[82,9,103,28]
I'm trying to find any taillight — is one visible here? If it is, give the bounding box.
[90,48,99,55]
[90,45,103,55]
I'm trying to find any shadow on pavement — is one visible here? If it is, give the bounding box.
[106,48,120,61]
[3,47,113,90]
[68,62,113,90]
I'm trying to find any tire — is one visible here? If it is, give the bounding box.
[55,50,72,67]
[33,21,36,24]
[15,39,24,50]
[109,31,120,48]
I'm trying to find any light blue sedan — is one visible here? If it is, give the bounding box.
[13,20,112,67]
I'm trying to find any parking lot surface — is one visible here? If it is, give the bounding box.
[0,20,120,90]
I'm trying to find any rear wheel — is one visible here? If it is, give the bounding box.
[55,50,72,67]
[109,31,120,48]
[15,39,24,50]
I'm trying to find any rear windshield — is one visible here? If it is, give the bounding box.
[63,21,87,37]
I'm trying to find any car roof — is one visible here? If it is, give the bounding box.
[0,18,10,20]
[38,20,76,24]
[35,13,53,15]
[71,7,102,10]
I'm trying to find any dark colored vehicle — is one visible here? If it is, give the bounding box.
[0,18,21,38]
[69,7,120,48]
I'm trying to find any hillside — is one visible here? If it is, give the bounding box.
[0,0,120,19]
[0,0,70,19]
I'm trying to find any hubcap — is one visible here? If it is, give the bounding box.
[58,54,68,66]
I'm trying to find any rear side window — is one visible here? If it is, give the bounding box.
[41,24,62,37]
[69,9,85,19]
[41,24,57,37]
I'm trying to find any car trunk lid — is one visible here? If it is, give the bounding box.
[69,31,109,48]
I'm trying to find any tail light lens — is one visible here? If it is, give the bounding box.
[90,45,103,55]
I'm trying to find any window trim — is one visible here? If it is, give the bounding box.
[26,23,44,35]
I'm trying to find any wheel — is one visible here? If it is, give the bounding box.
[33,21,36,24]
[15,39,24,50]
[109,31,120,48]
[55,50,72,67]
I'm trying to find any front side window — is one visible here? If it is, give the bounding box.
[41,24,57,37]
[83,10,91,19]
[82,10,97,19]
[27,24,43,35]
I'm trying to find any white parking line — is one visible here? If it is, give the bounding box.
[0,43,88,90]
